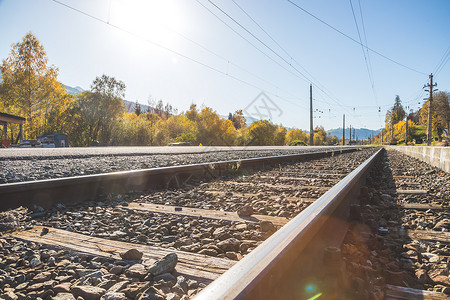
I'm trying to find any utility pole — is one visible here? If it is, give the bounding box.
[424,74,438,145]
[309,84,314,146]
[342,114,345,145]
[405,116,409,144]
[349,125,352,144]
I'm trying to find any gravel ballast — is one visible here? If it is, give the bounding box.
[0,148,376,300]
[0,147,355,184]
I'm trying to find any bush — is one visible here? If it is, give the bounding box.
[289,140,308,146]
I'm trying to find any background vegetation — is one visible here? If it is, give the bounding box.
[1,33,341,147]
[3,33,447,147]
[373,92,449,145]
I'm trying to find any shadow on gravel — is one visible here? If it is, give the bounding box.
[340,150,426,299]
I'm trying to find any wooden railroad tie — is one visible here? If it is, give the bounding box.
[11,226,236,284]
[396,189,428,195]
[405,230,450,244]
[385,189,428,195]
[400,203,443,211]
[201,190,316,203]
[218,181,329,190]
[276,171,346,177]
[121,202,289,227]
[393,175,416,179]
[257,175,340,184]
[385,284,450,299]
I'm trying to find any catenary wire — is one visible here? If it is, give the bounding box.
[201,0,312,83]
[349,0,375,92]
[207,0,368,121]
[434,46,450,77]
[50,0,308,110]
[286,0,427,76]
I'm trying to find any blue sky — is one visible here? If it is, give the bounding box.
[1,0,449,131]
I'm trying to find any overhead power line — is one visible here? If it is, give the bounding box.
[50,0,308,109]
[195,0,305,84]
[349,0,380,125]
[434,46,450,77]
[201,0,312,83]
[229,0,345,109]
[286,0,427,76]
[206,0,365,120]
[231,0,292,60]
[349,0,375,91]
[357,0,375,88]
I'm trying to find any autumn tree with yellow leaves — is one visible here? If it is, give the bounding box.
[0,32,348,147]
[373,92,450,145]
[0,32,74,139]
[420,91,450,141]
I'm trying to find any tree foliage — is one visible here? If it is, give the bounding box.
[375,91,449,145]
[285,128,308,145]
[1,32,361,147]
[385,95,405,139]
[228,109,246,129]
[0,32,73,138]
[420,91,450,141]
[70,75,125,146]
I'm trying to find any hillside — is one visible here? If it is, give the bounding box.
[62,84,84,95]
[63,84,261,123]
[327,127,382,140]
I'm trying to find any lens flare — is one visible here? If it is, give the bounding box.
[305,284,316,293]
[307,293,323,300]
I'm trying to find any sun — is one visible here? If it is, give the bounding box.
[110,0,184,46]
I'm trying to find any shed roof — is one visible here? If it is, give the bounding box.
[37,133,68,138]
[0,112,25,124]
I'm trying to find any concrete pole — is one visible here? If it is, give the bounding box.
[349,125,352,144]
[426,74,434,146]
[309,84,314,146]
[405,117,409,144]
[342,114,345,145]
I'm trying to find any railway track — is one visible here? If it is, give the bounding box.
[0,147,448,300]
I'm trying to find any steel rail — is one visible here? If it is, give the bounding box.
[0,147,365,211]
[194,148,384,299]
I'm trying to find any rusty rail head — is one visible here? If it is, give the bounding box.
[194,148,383,300]
[0,147,367,211]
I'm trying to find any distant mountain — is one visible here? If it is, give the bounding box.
[62,84,145,113]
[219,114,259,126]
[327,127,382,140]
[123,99,151,113]
[61,84,285,123]
[62,84,84,95]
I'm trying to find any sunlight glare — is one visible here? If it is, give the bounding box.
[110,0,184,47]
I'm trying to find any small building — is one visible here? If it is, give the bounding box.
[37,134,69,148]
[1,112,25,147]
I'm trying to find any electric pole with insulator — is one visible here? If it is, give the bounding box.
[349,125,352,145]
[424,74,438,145]
[405,116,409,144]
[342,114,345,145]
[309,84,314,146]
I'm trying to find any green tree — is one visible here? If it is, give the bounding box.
[134,101,142,116]
[228,109,246,129]
[72,75,125,145]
